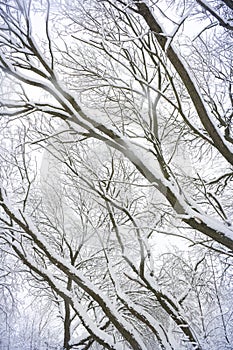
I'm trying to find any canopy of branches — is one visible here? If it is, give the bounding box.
[0,1,232,349]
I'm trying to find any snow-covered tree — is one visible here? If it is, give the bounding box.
[0,1,232,349]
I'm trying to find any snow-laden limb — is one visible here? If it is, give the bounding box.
[196,0,233,31]
[101,197,201,348]
[57,134,233,251]
[133,0,233,166]
[96,138,233,250]
[107,259,179,350]
[138,271,202,350]
[9,240,123,350]
[0,188,147,350]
